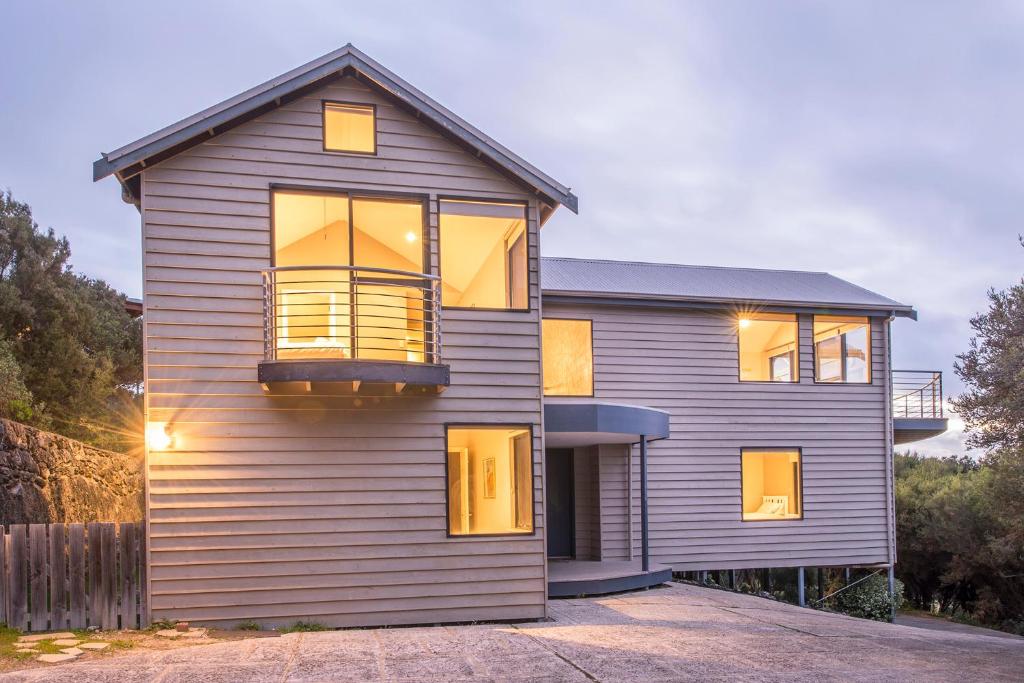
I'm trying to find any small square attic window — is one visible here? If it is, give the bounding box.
[323,102,376,154]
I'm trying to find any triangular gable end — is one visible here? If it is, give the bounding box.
[93,44,578,214]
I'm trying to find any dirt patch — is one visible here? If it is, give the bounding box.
[0,627,277,674]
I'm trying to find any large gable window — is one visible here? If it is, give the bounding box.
[323,102,376,154]
[439,200,528,310]
[737,313,799,382]
[271,190,427,362]
[814,316,871,383]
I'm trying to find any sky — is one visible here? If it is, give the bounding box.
[2,1,1021,456]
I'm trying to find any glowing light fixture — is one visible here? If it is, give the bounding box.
[405,231,417,243]
[146,422,173,451]
[738,318,752,329]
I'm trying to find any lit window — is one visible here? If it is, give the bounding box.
[737,313,799,382]
[271,190,426,361]
[447,426,533,535]
[814,316,871,383]
[542,319,593,396]
[741,449,802,521]
[323,102,375,154]
[439,200,528,309]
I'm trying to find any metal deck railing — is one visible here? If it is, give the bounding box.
[892,370,943,418]
[262,265,442,365]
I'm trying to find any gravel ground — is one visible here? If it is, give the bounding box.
[2,582,1022,682]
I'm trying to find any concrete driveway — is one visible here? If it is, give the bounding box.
[3,583,1022,682]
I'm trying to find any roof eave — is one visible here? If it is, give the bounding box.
[541,288,917,318]
[92,46,578,213]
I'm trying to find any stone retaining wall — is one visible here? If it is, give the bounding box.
[0,419,143,523]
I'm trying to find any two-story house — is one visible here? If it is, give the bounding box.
[94,45,946,628]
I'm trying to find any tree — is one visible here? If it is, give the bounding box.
[951,238,1024,452]
[0,189,142,450]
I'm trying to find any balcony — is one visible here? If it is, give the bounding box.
[258,266,450,394]
[892,370,948,444]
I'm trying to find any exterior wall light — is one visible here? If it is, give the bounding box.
[146,422,173,451]
[738,318,751,329]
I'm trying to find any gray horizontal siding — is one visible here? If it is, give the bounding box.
[141,74,547,627]
[545,303,893,571]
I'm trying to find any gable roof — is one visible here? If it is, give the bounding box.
[541,257,916,318]
[93,44,578,213]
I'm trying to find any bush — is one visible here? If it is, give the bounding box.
[835,574,904,622]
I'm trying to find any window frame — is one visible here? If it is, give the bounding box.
[437,195,532,313]
[269,185,430,271]
[542,317,595,397]
[738,447,805,523]
[443,422,537,539]
[812,316,873,385]
[321,100,378,156]
[736,313,801,384]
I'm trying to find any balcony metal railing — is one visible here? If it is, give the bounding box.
[262,265,442,365]
[892,370,943,418]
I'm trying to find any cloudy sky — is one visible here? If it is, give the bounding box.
[2,1,1021,455]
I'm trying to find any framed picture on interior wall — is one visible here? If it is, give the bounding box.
[483,457,496,498]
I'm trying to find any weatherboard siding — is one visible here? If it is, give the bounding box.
[139,74,547,627]
[544,303,893,570]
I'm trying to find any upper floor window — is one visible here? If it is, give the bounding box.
[814,316,871,383]
[542,319,593,396]
[447,425,533,536]
[737,313,799,382]
[271,190,427,362]
[323,102,376,154]
[439,200,528,310]
[741,448,803,521]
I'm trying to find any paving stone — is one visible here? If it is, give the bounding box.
[80,642,112,650]
[51,638,82,646]
[285,657,382,682]
[17,631,75,643]
[37,653,79,663]
[383,655,475,680]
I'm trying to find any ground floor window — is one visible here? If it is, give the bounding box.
[446,426,533,535]
[741,448,803,521]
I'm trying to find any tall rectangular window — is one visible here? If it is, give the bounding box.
[439,200,528,310]
[814,316,871,383]
[447,426,533,536]
[542,319,593,396]
[741,449,802,521]
[323,102,376,154]
[737,313,799,382]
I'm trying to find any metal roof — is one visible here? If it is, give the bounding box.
[92,44,577,213]
[541,257,915,317]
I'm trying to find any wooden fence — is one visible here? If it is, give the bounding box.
[0,522,148,632]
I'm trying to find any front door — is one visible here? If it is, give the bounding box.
[545,449,575,558]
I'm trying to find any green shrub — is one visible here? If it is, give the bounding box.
[235,620,261,631]
[835,575,904,622]
[280,621,329,633]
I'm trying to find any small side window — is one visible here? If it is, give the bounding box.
[737,313,799,382]
[814,316,871,383]
[323,102,376,154]
[741,449,803,521]
[446,426,533,536]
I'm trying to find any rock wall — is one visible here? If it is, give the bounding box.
[0,419,143,523]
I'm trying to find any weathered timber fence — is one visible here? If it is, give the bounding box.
[0,522,148,631]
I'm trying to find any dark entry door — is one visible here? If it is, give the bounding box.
[545,449,575,558]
